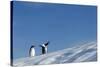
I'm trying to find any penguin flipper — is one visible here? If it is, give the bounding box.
[45,41,50,46]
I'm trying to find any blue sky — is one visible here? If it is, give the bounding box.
[13,1,97,59]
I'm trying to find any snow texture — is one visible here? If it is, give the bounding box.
[13,41,97,67]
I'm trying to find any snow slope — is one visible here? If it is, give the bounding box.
[13,41,97,67]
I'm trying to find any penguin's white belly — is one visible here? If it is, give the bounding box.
[45,47,47,53]
[30,48,35,57]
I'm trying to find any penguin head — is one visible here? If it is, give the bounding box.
[31,45,35,48]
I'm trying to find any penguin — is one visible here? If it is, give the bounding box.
[40,41,50,54]
[29,45,35,57]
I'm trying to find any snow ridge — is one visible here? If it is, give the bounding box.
[13,41,97,67]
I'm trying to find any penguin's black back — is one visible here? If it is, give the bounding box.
[42,47,46,54]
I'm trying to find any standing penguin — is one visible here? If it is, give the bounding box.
[29,45,35,57]
[40,41,50,54]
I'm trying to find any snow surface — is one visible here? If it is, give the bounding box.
[13,41,97,67]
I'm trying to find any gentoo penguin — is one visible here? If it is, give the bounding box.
[29,45,35,57]
[40,41,50,54]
